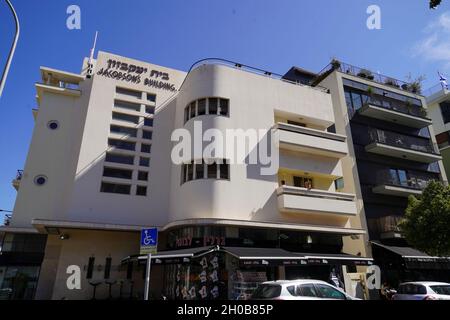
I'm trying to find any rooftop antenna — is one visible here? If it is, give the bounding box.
[86,31,98,79]
[0,0,20,98]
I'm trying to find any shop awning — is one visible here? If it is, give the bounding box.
[122,247,216,265]
[221,247,307,267]
[371,241,450,269]
[300,253,374,266]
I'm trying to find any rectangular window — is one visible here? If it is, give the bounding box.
[114,100,141,112]
[140,157,150,167]
[219,162,229,180]
[141,144,151,153]
[103,167,133,180]
[146,93,156,103]
[195,161,205,180]
[142,130,153,140]
[112,112,140,124]
[138,171,148,181]
[145,106,155,115]
[440,101,450,124]
[184,106,190,123]
[110,125,137,138]
[100,182,131,195]
[207,162,217,179]
[219,99,229,116]
[144,118,153,127]
[198,99,206,116]
[190,102,196,119]
[105,153,134,165]
[187,163,194,181]
[116,87,142,99]
[209,98,218,115]
[108,139,136,151]
[136,186,147,196]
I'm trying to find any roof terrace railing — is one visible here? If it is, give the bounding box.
[424,83,449,98]
[182,58,330,94]
[312,60,422,95]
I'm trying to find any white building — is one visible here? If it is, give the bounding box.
[0,52,370,300]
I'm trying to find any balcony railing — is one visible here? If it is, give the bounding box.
[312,61,421,95]
[362,98,428,120]
[373,215,403,236]
[375,169,438,190]
[368,128,439,155]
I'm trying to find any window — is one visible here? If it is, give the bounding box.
[145,106,155,115]
[141,144,151,153]
[184,98,230,123]
[182,160,229,184]
[110,125,137,138]
[430,285,450,295]
[293,176,313,189]
[219,99,229,116]
[112,112,140,124]
[116,87,142,99]
[389,169,408,187]
[34,175,47,186]
[315,284,346,300]
[103,167,133,180]
[144,118,153,127]
[140,157,150,167]
[198,99,206,116]
[100,182,131,195]
[209,98,218,115]
[114,100,141,112]
[108,139,136,151]
[138,171,148,181]
[136,186,147,196]
[142,130,153,140]
[195,161,205,180]
[105,153,134,165]
[440,101,450,124]
[252,285,282,299]
[146,93,156,103]
[297,284,319,298]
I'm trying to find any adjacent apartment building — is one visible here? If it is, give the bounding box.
[0,52,371,300]
[285,61,449,286]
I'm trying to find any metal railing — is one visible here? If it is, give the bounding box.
[362,98,429,119]
[368,128,440,155]
[183,58,330,94]
[312,61,421,95]
[424,83,449,98]
[375,169,438,190]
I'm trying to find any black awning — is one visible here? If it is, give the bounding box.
[300,253,374,266]
[122,247,216,265]
[222,247,306,267]
[371,241,450,269]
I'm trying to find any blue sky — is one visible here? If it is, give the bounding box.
[0,0,449,222]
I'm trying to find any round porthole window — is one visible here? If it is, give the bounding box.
[34,175,48,186]
[47,121,59,130]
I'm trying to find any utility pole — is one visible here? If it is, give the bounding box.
[0,0,20,98]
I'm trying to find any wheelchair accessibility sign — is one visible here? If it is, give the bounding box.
[140,228,158,255]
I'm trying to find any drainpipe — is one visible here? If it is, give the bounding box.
[0,0,20,98]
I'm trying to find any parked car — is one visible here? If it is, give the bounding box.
[392,282,450,300]
[250,280,358,300]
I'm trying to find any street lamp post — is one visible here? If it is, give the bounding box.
[0,0,20,98]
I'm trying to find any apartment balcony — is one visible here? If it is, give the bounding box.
[275,123,348,159]
[277,185,357,217]
[12,170,23,191]
[36,67,84,104]
[365,128,442,163]
[358,101,432,129]
[372,215,404,240]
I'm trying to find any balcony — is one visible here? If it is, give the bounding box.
[36,67,83,104]
[12,170,23,191]
[371,216,404,240]
[358,100,431,129]
[372,169,437,198]
[365,129,442,163]
[275,123,348,159]
[277,185,357,217]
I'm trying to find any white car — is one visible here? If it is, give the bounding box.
[250,279,358,300]
[392,282,450,300]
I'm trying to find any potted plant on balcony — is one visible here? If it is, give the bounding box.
[331,59,341,70]
[384,77,399,88]
[357,68,374,80]
[406,74,425,95]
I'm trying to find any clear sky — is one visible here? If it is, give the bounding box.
[0,0,449,222]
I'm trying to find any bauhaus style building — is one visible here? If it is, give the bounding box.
[0,51,447,300]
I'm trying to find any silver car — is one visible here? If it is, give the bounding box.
[250,279,358,300]
[392,282,450,300]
